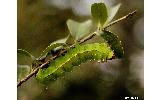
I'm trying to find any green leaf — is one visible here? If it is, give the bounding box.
[38,35,70,60]
[51,35,69,45]
[108,3,121,22]
[36,43,114,83]
[17,65,31,81]
[17,49,35,60]
[100,30,124,58]
[38,43,64,60]
[91,3,108,27]
[67,19,92,40]
[104,3,121,26]
[65,34,76,45]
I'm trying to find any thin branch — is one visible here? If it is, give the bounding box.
[17,10,137,88]
[79,33,97,44]
[103,10,137,31]
[17,33,96,87]
[17,61,49,87]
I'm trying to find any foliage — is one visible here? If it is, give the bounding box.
[17,2,125,85]
[17,49,35,60]
[104,3,121,26]
[67,19,93,41]
[17,65,31,81]
[91,3,108,28]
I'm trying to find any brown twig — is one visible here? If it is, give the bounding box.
[103,10,137,31]
[17,33,96,87]
[17,61,49,87]
[17,10,137,88]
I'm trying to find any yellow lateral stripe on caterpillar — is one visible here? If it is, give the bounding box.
[36,43,114,83]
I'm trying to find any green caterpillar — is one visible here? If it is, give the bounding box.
[36,43,114,83]
[101,30,124,58]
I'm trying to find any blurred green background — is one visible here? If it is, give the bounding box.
[17,0,144,100]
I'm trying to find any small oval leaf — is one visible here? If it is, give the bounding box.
[91,3,108,27]
[17,65,31,81]
[67,19,92,40]
[104,3,121,27]
[108,3,121,22]
[17,49,35,60]
[38,43,64,60]
[38,35,70,60]
[51,35,69,45]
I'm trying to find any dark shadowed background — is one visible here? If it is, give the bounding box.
[17,0,144,100]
